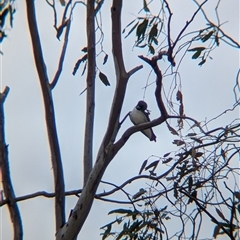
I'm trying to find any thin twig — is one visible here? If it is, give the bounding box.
[172,0,208,51]
[51,19,71,89]
[119,112,130,126]
[180,189,235,240]
[192,0,240,48]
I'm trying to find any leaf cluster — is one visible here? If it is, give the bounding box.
[0,1,15,44]
[100,120,240,240]
[187,25,220,66]
[101,206,169,240]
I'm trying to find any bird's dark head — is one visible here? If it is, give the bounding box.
[136,100,147,111]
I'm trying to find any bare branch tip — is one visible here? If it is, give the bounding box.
[138,55,151,65]
[0,86,10,102]
[128,65,143,77]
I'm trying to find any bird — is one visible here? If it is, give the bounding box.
[129,100,156,141]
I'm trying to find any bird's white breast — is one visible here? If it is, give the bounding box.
[129,108,148,125]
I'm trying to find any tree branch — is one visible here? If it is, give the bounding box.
[25,0,65,230]
[50,19,71,89]
[164,0,208,65]
[0,189,82,206]
[139,53,168,118]
[94,0,104,15]
[83,0,96,186]
[172,0,208,51]
[164,0,175,66]
[56,0,131,239]
[46,0,58,30]
[100,180,138,210]
[180,189,235,240]
[114,116,166,156]
[0,88,23,240]
[193,0,240,49]
[101,0,128,145]
[0,86,10,102]
[127,65,143,77]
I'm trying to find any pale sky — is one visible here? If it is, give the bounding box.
[0,0,239,239]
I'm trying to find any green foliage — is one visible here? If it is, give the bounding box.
[101,206,169,240]
[100,120,240,239]
[99,71,110,86]
[188,47,206,59]
[72,54,88,76]
[187,26,221,66]
[121,2,226,66]
[136,19,149,42]
[103,53,108,65]
[122,13,162,55]
[148,24,158,45]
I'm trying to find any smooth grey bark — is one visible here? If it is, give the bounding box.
[0,87,23,240]
[56,0,130,239]
[83,0,96,186]
[25,0,65,230]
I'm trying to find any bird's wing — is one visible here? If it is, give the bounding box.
[143,110,156,141]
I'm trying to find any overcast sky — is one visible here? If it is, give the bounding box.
[0,0,239,239]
